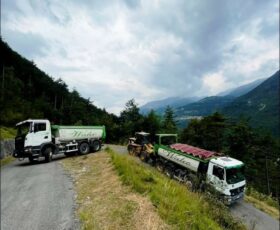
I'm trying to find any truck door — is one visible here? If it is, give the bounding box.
[30,122,51,147]
[207,164,225,193]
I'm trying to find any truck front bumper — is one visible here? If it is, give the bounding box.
[13,147,41,158]
[224,192,244,205]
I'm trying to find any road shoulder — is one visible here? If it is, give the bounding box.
[61,151,170,230]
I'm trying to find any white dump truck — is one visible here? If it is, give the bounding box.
[135,134,246,205]
[13,119,106,163]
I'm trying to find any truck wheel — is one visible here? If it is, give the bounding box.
[79,142,90,155]
[140,152,148,162]
[29,157,37,164]
[164,166,174,179]
[92,140,101,152]
[44,147,53,163]
[187,175,198,191]
[127,145,134,155]
[185,181,193,191]
[156,160,164,172]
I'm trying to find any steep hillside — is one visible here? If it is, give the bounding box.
[175,95,235,117]
[140,97,199,115]
[173,96,235,129]
[222,70,279,136]
[218,78,265,97]
[0,39,119,140]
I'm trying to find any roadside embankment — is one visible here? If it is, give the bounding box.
[62,150,170,230]
[0,139,14,159]
[108,148,246,230]
[0,139,15,167]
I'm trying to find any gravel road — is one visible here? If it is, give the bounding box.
[107,144,280,230]
[231,201,279,230]
[1,156,79,230]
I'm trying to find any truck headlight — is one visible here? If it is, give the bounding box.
[24,147,32,152]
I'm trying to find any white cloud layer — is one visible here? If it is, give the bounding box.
[2,0,279,114]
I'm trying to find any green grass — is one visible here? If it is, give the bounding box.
[0,127,16,140]
[0,156,15,167]
[246,186,279,209]
[107,148,246,230]
[245,186,279,219]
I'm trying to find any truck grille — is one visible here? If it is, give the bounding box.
[230,185,245,196]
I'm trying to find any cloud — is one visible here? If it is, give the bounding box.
[202,71,233,95]
[2,0,279,114]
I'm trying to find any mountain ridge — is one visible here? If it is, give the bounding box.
[218,78,266,97]
[140,96,200,115]
[140,76,267,116]
[222,70,279,136]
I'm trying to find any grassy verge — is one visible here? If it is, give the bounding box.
[62,151,170,230]
[0,127,16,140]
[245,187,279,220]
[0,156,15,167]
[108,148,246,230]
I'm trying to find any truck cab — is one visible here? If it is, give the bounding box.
[207,157,246,204]
[13,119,53,162]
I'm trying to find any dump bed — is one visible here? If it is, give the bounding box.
[157,143,222,173]
[170,143,220,160]
[51,125,106,142]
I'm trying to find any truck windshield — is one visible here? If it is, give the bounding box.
[226,166,245,184]
[17,122,31,136]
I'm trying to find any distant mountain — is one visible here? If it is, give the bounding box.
[175,95,235,117]
[141,77,265,117]
[218,78,265,97]
[222,70,279,136]
[140,97,199,115]
[173,95,235,129]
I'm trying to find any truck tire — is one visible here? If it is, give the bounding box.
[92,140,101,152]
[28,157,36,164]
[187,174,198,191]
[164,166,174,179]
[44,147,53,163]
[79,142,90,155]
[185,180,193,191]
[140,151,149,162]
[156,159,164,172]
[127,145,134,155]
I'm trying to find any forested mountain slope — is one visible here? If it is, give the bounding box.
[0,39,119,141]
[222,70,279,136]
[175,95,235,117]
[140,96,199,115]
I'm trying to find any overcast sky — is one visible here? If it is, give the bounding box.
[2,0,279,114]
